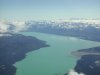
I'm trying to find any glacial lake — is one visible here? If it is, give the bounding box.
[15,32,100,75]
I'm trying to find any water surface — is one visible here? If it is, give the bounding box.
[15,32,100,75]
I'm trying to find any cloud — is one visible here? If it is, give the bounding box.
[68,70,85,75]
[11,21,27,32]
[0,21,10,33]
[0,34,12,37]
[0,20,29,33]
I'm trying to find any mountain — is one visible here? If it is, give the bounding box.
[75,55,100,75]
[25,20,100,42]
[1,19,100,41]
[0,33,49,75]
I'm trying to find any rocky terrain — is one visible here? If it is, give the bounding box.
[74,55,100,75]
[0,33,49,75]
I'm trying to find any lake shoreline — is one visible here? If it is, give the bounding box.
[0,33,49,75]
[73,47,100,75]
[16,32,100,75]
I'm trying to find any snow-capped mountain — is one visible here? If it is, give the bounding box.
[0,19,100,41]
[26,20,100,42]
[26,19,100,30]
[0,19,100,33]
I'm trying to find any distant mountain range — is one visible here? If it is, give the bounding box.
[25,20,100,42]
[1,19,100,41]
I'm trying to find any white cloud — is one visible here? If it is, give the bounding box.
[0,21,10,33]
[0,20,28,33]
[68,70,85,75]
[0,34,12,37]
[11,21,27,32]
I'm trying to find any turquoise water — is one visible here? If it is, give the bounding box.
[15,32,100,75]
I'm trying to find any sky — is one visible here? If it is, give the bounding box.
[0,0,100,21]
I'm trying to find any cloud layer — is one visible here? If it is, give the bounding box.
[0,20,29,33]
[68,70,85,75]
